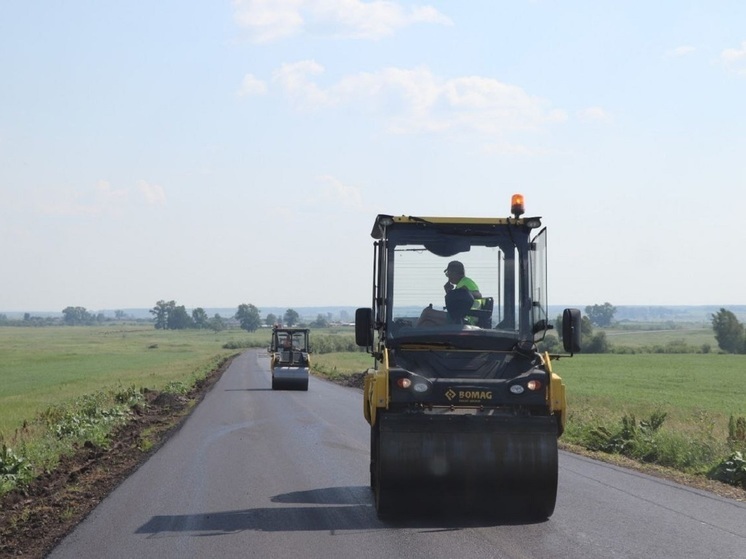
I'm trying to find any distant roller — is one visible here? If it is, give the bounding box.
[268,326,311,391]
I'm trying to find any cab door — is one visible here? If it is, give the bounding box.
[530,227,549,340]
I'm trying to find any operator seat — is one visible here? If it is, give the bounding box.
[445,288,475,324]
[468,297,494,328]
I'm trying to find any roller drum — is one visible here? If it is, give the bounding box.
[374,412,558,519]
[271,367,309,391]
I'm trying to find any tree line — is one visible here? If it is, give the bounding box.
[1,303,338,331]
[149,301,315,333]
[550,303,746,355]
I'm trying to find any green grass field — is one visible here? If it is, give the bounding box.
[2,324,744,487]
[313,352,746,429]
[0,325,268,439]
[556,353,746,433]
[603,326,716,350]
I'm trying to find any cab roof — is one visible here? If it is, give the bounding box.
[369,214,542,239]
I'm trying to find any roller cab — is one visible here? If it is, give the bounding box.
[269,326,311,391]
[356,196,581,519]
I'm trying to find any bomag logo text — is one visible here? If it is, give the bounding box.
[445,389,493,401]
[458,390,492,400]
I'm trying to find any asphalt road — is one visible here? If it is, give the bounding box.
[48,350,746,559]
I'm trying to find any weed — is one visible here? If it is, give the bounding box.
[0,444,31,492]
[728,415,746,447]
[708,452,746,488]
[162,381,189,395]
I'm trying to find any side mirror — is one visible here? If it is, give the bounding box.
[355,308,373,347]
[562,308,582,354]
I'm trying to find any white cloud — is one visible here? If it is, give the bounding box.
[481,141,538,157]
[36,180,166,216]
[577,106,613,123]
[664,45,695,58]
[40,181,130,216]
[232,0,451,43]
[237,73,268,96]
[317,174,363,209]
[721,40,746,75]
[137,180,167,206]
[233,0,304,43]
[272,61,566,142]
[273,60,331,108]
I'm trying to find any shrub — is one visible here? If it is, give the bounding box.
[581,411,667,461]
[309,334,364,354]
[0,444,30,480]
[223,339,260,349]
[707,452,746,488]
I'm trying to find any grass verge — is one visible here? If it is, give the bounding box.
[311,351,746,494]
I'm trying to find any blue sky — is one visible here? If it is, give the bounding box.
[1,1,745,313]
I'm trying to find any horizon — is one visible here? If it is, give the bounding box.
[4,303,746,320]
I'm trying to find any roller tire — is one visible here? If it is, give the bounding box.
[525,464,558,520]
[369,424,379,490]
[373,422,402,519]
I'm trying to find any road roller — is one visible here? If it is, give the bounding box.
[355,194,581,519]
[269,326,311,391]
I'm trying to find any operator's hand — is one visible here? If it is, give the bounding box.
[444,281,454,293]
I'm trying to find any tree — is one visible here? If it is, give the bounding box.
[62,306,93,325]
[192,307,209,329]
[309,314,329,328]
[585,302,617,327]
[265,313,277,326]
[711,308,745,354]
[209,314,226,332]
[284,308,299,327]
[150,300,174,330]
[584,331,610,353]
[168,305,193,330]
[236,303,262,332]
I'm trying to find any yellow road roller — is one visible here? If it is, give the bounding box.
[355,194,581,519]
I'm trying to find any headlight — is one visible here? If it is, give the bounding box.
[527,380,542,391]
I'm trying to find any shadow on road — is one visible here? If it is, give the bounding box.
[135,486,544,537]
[270,486,369,505]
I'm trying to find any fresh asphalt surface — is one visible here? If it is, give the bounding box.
[48,350,746,559]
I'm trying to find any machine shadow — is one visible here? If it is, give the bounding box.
[135,486,545,537]
[272,487,551,528]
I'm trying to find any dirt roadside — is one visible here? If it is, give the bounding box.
[1,367,743,558]
[0,357,232,559]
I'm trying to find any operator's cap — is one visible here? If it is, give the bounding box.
[444,260,465,274]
